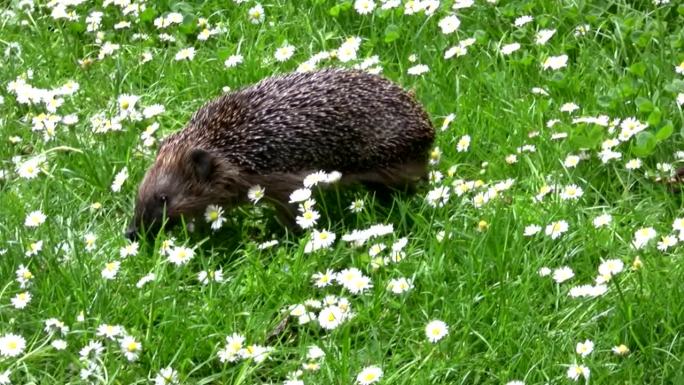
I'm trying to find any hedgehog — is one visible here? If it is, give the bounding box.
[125,68,435,239]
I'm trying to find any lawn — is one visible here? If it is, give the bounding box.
[2,0,684,384]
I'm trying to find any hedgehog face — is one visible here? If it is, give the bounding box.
[126,148,223,240]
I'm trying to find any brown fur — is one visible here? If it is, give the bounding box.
[126,69,434,239]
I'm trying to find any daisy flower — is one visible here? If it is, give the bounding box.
[16,157,43,179]
[545,220,569,239]
[574,24,590,36]
[456,135,471,152]
[312,269,335,287]
[500,43,521,55]
[24,210,46,227]
[225,54,244,68]
[247,185,265,203]
[120,335,142,361]
[111,167,128,192]
[560,102,580,113]
[257,240,279,249]
[289,188,312,203]
[453,0,474,9]
[204,204,226,230]
[576,339,594,357]
[25,240,43,257]
[657,235,678,251]
[248,4,265,24]
[612,344,630,356]
[11,292,31,309]
[16,264,34,287]
[425,320,448,343]
[79,340,104,360]
[136,273,156,288]
[438,15,460,34]
[198,269,224,284]
[625,158,642,170]
[0,333,26,357]
[174,47,196,61]
[344,274,373,294]
[349,199,365,213]
[387,277,414,294]
[318,305,344,330]
[676,60,684,75]
[505,154,518,164]
[426,186,450,207]
[84,233,97,251]
[524,224,542,236]
[304,229,336,252]
[673,217,684,232]
[563,155,580,168]
[593,214,612,228]
[218,333,245,363]
[356,366,383,384]
[598,259,624,277]
[142,104,165,118]
[120,242,139,258]
[552,266,574,283]
[535,29,556,45]
[274,44,295,62]
[154,367,179,385]
[337,37,361,62]
[407,64,429,75]
[167,246,194,266]
[97,324,124,340]
[101,261,121,280]
[117,94,140,117]
[296,209,320,229]
[239,344,273,363]
[514,15,533,27]
[560,184,583,200]
[542,54,568,70]
[354,0,376,15]
[632,227,656,249]
[567,364,590,381]
[52,340,67,350]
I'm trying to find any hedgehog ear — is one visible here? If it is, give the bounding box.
[188,149,215,181]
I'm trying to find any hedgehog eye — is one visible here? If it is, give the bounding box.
[158,194,168,204]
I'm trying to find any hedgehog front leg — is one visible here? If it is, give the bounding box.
[355,160,428,200]
[272,200,298,230]
[260,174,304,233]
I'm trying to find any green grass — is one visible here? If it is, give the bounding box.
[2,0,684,384]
